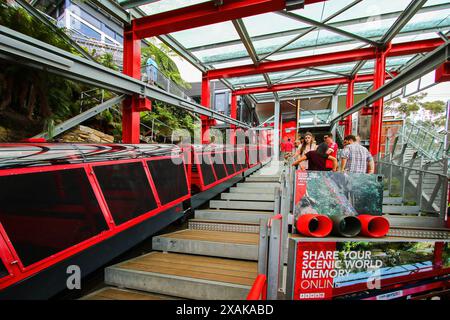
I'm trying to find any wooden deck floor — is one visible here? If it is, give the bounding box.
[82,287,177,300]
[116,252,258,286]
[158,229,259,245]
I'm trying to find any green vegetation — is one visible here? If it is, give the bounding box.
[385,92,446,128]
[336,242,437,273]
[0,0,195,142]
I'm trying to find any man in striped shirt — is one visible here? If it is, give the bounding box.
[340,135,374,174]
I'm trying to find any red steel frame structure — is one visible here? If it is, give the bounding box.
[205,38,445,154]
[121,0,447,153]
[121,0,329,143]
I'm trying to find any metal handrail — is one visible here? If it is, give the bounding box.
[141,64,196,104]
[399,120,447,161]
[376,156,448,216]
[377,159,447,178]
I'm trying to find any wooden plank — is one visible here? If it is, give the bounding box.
[188,219,259,226]
[117,252,257,286]
[158,229,259,245]
[82,287,178,300]
[127,251,257,269]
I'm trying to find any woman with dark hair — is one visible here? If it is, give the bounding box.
[292,142,338,171]
[295,132,317,169]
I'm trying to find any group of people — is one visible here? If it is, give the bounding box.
[283,132,374,174]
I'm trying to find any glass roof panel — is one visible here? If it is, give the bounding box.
[138,0,210,16]
[130,0,449,98]
[398,8,450,35]
[171,21,239,49]
[243,12,310,38]
[194,43,249,65]
[228,75,266,86]
[211,58,254,69]
[290,0,357,22]
[326,0,411,24]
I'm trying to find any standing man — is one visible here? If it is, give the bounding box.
[284,138,294,154]
[323,133,338,171]
[340,135,374,173]
[146,54,158,85]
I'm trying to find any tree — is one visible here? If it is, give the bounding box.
[0,0,195,142]
[385,92,447,129]
[385,93,426,117]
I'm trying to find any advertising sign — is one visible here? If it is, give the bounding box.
[294,170,384,217]
[287,239,450,300]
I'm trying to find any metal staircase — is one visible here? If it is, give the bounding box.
[377,120,448,223]
[83,161,279,300]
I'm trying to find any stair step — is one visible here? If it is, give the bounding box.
[383,205,420,214]
[105,252,255,300]
[152,229,259,260]
[237,182,279,188]
[210,200,274,211]
[221,192,274,201]
[245,176,280,182]
[229,187,276,194]
[188,219,259,233]
[81,287,179,300]
[195,209,272,223]
[383,197,403,205]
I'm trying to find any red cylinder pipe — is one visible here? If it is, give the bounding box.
[296,214,333,237]
[358,215,390,238]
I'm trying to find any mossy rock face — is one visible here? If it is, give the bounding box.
[0,126,9,142]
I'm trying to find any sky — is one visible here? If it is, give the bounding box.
[173,54,450,105]
[172,56,202,83]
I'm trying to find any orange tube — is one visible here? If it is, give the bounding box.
[358,215,390,238]
[296,214,333,237]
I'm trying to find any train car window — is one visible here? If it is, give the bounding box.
[0,169,108,267]
[224,152,235,175]
[212,153,227,180]
[0,258,8,278]
[199,156,216,186]
[147,159,189,205]
[235,150,245,171]
[94,162,158,225]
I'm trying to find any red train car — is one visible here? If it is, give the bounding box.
[0,143,191,299]
[0,142,272,299]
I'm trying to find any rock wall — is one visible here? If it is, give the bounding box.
[58,125,114,143]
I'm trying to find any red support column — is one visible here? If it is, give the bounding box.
[230,94,238,144]
[369,47,388,156]
[201,74,215,144]
[344,78,355,136]
[122,26,141,144]
[433,242,444,269]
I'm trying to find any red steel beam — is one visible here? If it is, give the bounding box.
[369,48,387,156]
[232,73,393,95]
[131,0,287,39]
[201,74,213,144]
[122,26,141,144]
[207,38,445,79]
[344,78,355,136]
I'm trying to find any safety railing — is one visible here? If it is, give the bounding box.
[255,160,294,300]
[141,65,196,104]
[377,154,448,220]
[246,274,267,300]
[400,120,447,161]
